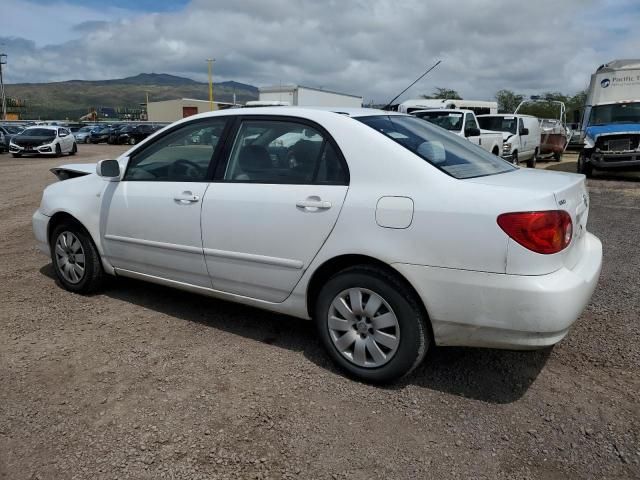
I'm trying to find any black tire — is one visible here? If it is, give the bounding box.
[55,144,62,157]
[512,151,519,166]
[577,153,593,178]
[12,153,21,158]
[526,149,538,168]
[492,147,500,156]
[553,151,562,162]
[129,137,136,145]
[314,265,430,383]
[50,221,105,294]
[69,143,77,156]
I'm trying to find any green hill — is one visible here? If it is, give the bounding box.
[5,73,259,120]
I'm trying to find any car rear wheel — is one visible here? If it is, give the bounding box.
[315,265,429,383]
[50,222,105,294]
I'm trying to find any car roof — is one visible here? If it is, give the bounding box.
[411,109,467,114]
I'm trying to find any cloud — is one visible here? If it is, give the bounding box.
[2,0,639,102]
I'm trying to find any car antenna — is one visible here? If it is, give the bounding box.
[382,60,442,111]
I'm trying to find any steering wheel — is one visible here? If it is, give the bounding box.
[168,159,204,179]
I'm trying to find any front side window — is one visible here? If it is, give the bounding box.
[223,120,347,184]
[465,114,479,131]
[357,115,515,179]
[124,119,227,181]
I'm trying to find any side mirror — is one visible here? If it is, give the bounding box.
[465,127,481,137]
[520,127,529,135]
[96,159,120,180]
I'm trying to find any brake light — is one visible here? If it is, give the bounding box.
[497,211,572,254]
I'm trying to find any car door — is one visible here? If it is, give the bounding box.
[200,116,349,302]
[464,113,482,147]
[518,118,530,157]
[102,117,229,287]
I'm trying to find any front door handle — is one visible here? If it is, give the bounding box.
[296,198,332,210]
[174,191,200,203]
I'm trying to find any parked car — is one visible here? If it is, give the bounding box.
[89,126,112,144]
[0,124,25,153]
[10,126,77,157]
[412,109,503,157]
[117,124,159,145]
[73,126,96,144]
[107,125,127,144]
[477,114,541,167]
[33,108,602,383]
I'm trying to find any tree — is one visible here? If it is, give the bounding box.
[422,87,462,100]
[495,89,524,113]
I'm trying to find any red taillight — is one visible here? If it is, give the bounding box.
[497,210,573,254]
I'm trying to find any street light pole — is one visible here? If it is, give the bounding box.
[0,53,7,121]
[207,58,215,111]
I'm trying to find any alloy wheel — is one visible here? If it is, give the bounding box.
[327,288,400,368]
[54,231,86,284]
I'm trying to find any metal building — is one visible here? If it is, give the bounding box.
[147,98,235,122]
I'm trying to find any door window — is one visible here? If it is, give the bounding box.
[124,119,227,181]
[223,120,347,185]
[519,119,525,133]
[465,114,479,131]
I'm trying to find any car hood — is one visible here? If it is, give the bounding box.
[14,135,56,144]
[585,123,640,139]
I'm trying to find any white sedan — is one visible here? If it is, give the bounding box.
[32,107,602,383]
[10,126,77,157]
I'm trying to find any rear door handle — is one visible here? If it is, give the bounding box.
[296,199,332,210]
[174,191,200,203]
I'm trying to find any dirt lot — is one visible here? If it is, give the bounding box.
[1,144,638,479]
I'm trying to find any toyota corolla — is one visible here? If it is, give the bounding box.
[32,107,602,383]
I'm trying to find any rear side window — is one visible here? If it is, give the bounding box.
[223,120,347,185]
[357,115,515,179]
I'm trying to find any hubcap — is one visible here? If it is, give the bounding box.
[327,288,400,368]
[54,231,86,284]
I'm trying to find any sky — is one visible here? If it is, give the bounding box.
[1,0,639,103]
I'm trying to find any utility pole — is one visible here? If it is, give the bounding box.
[207,58,215,111]
[0,53,7,121]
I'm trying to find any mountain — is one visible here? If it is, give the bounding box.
[5,73,259,120]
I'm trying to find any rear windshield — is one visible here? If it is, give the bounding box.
[357,115,515,179]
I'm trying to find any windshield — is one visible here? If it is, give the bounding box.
[20,128,55,136]
[413,111,463,131]
[357,115,515,179]
[3,125,23,134]
[477,116,517,134]
[589,102,640,125]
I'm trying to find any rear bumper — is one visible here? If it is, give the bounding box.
[392,232,602,349]
[32,209,50,255]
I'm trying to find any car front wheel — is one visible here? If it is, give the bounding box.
[50,223,105,294]
[315,265,429,383]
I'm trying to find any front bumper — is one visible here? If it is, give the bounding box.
[393,232,602,349]
[590,151,640,169]
[32,209,51,255]
[10,143,56,155]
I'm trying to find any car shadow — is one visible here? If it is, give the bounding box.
[40,264,551,404]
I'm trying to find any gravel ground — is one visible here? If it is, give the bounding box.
[1,145,638,479]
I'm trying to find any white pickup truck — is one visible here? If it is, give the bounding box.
[412,109,503,156]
